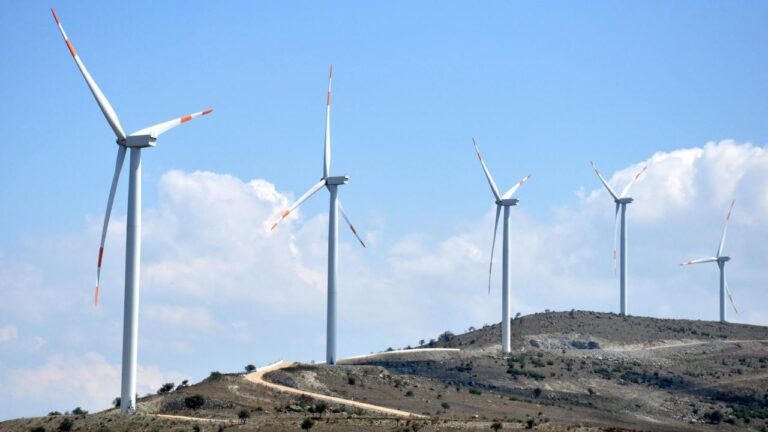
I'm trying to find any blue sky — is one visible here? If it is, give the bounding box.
[2,0,768,419]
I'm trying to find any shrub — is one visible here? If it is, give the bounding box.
[244,364,256,373]
[48,411,62,416]
[300,418,314,430]
[468,388,482,395]
[533,388,542,398]
[157,382,175,394]
[177,379,189,389]
[525,418,535,429]
[438,331,455,343]
[30,427,46,432]
[704,410,724,424]
[441,402,450,410]
[405,390,414,397]
[490,421,503,431]
[237,408,251,423]
[419,339,425,346]
[208,371,223,380]
[347,376,356,385]
[57,418,74,432]
[184,395,205,410]
[71,407,87,415]
[112,396,121,408]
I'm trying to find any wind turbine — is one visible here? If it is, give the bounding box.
[590,161,647,316]
[270,66,366,365]
[473,138,531,353]
[52,9,213,413]
[681,200,738,323]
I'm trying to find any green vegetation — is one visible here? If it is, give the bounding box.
[300,418,314,430]
[244,364,256,373]
[157,382,175,394]
[184,394,205,410]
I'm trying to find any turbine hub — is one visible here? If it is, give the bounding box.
[325,175,349,186]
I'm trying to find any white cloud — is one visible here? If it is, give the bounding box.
[0,324,18,343]
[5,352,188,414]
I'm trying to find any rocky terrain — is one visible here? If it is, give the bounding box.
[3,311,768,431]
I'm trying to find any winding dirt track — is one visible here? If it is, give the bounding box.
[245,349,461,419]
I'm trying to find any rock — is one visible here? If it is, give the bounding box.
[287,405,304,412]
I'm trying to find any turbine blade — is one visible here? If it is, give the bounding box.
[51,9,126,140]
[590,161,619,200]
[502,174,532,199]
[270,179,326,230]
[725,280,738,314]
[130,109,213,138]
[338,201,365,248]
[95,146,127,305]
[487,205,502,294]
[619,164,648,198]
[613,203,620,276]
[472,138,501,201]
[323,65,332,179]
[679,257,718,266]
[716,200,735,257]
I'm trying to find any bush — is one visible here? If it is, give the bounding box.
[71,407,87,415]
[184,395,205,411]
[237,408,251,423]
[244,364,256,373]
[30,427,46,432]
[704,410,724,424]
[491,421,503,431]
[438,331,455,342]
[300,418,314,430]
[533,388,542,398]
[469,388,482,395]
[112,396,121,408]
[177,379,189,389]
[48,411,62,416]
[157,382,175,394]
[441,402,450,410]
[347,376,356,385]
[208,371,223,380]
[57,418,74,432]
[405,390,414,397]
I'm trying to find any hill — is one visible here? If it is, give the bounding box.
[3,311,768,431]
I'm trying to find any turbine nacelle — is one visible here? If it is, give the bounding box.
[615,197,634,205]
[325,175,349,186]
[121,134,156,148]
[718,256,731,263]
[496,198,519,206]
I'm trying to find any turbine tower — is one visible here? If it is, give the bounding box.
[271,66,366,365]
[473,139,531,353]
[590,161,647,316]
[681,200,738,322]
[52,9,213,413]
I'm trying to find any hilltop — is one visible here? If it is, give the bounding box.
[3,311,768,431]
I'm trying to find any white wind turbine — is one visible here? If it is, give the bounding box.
[270,66,366,365]
[681,200,738,323]
[52,9,213,413]
[590,161,647,316]
[473,139,531,353]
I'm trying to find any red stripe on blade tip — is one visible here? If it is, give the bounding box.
[51,8,60,24]
[97,247,104,267]
[66,40,76,57]
[202,109,213,115]
[180,115,192,123]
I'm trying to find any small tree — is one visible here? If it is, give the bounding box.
[491,421,503,431]
[157,382,175,394]
[244,364,256,373]
[237,408,251,424]
[441,402,450,410]
[71,407,87,415]
[533,388,542,398]
[30,427,46,432]
[184,395,205,411]
[419,339,425,346]
[48,411,62,416]
[300,418,314,430]
[112,397,121,408]
[177,379,189,390]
